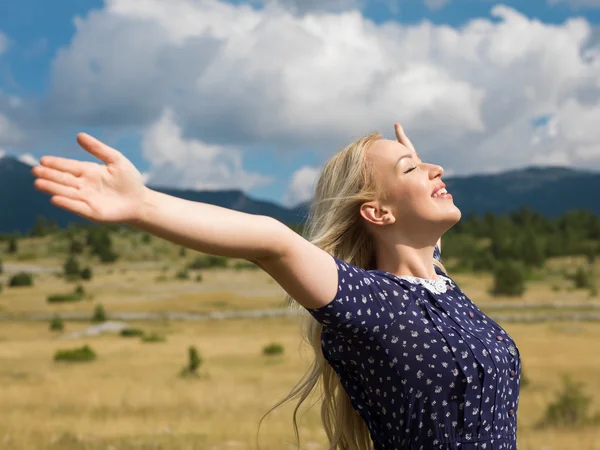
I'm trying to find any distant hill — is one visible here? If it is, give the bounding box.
[1,155,599,234]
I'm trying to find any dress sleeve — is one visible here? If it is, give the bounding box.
[304,255,406,339]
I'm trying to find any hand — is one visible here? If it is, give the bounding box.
[32,133,148,224]
[394,123,417,155]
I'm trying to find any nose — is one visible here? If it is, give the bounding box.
[428,163,443,179]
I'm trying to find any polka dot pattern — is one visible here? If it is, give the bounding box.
[306,247,520,450]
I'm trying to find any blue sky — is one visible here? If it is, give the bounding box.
[1,0,600,207]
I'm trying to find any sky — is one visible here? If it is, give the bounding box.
[1,0,600,208]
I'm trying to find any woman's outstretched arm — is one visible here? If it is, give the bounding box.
[131,188,283,260]
[31,132,285,262]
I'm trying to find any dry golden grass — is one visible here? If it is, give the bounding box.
[0,318,599,450]
[1,236,600,449]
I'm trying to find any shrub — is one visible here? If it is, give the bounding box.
[64,256,81,277]
[491,260,526,297]
[7,237,17,253]
[175,269,189,280]
[187,255,228,270]
[141,233,151,244]
[69,239,84,254]
[75,285,85,296]
[9,272,33,287]
[92,304,107,322]
[80,267,93,280]
[120,328,144,337]
[54,345,96,362]
[537,376,593,428]
[195,274,203,282]
[141,332,166,343]
[179,247,187,257]
[572,267,594,290]
[180,346,203,376]
[49,315,64,332]
[47,292,82,303]
[263,343,284,356]
[0,258,3,274]
[233,260,261,271]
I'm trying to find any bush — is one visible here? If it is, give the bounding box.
[92,304,107,322]
[179,247,187,257]
[141,332,166,343]
[54,345,96,362]
[0,258,3,274]
[47,292,82,303]
[263,343,284,356]
[49,315,64,332]
[64,256,81,277]
[491,260,526,297]
[571,267,594,290]
[180,346,203,377]
[80,267,93,280]
[69,239,85,254]
[233,260,261,271]
[187,255,228,270]
[9,272,33,287]
[120,328,144,337]
[175,269,189,280]
[537,376,594,428]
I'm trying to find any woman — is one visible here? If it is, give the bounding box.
[31,124,521,450]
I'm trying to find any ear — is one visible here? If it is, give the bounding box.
[360,202,394,226]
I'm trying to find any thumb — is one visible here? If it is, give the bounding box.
[76,133,121,165]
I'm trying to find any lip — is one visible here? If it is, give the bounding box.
[431,182,446,197]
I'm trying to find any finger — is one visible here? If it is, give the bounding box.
[32,165,82,189]
[76,133,121,165]
[34,178,82,200]
[39,155,84,177]
[50,196,95,220]
[394,123,403,142]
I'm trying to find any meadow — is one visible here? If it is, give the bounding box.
[1,232,600,450]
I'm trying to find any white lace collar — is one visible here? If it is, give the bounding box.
[371,270,453,295]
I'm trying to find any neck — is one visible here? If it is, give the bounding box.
[375,241,439,280]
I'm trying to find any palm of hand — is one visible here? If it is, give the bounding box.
[32,133,147,224]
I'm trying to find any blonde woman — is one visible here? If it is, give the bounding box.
[31,124,521,450]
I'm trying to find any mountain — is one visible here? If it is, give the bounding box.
[0,155,599,234]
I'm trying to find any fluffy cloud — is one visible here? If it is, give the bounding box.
[262,0,362,14]
[41,0,600,198]
[141,108,273,191]
[283,165,321,207]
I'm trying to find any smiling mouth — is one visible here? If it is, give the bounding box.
[432,187,452,199]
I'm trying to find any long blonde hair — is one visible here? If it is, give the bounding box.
[257,132,447,450]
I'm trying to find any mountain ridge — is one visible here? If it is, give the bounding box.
[1,155,598,234]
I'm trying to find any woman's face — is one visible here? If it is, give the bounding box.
[362,138,461,236]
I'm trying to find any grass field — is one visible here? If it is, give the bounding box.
[1,235,600,449]
[1,319,600,450]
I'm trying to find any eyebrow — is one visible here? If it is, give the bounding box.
[395,153,417,170]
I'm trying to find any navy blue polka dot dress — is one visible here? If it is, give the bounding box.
[306,246,521,450]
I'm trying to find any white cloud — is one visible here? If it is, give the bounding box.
[0,112,24,147]
[17,153,39,167]
[141,108,274,191]
[261,0,362,15]
[283,165,321,207]
[42,1,600,198]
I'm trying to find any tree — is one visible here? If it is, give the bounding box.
[491,260,526,297]
[7,237,17,254]
[64,256,81,277]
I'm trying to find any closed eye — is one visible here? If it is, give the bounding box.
[404,166,417,174]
